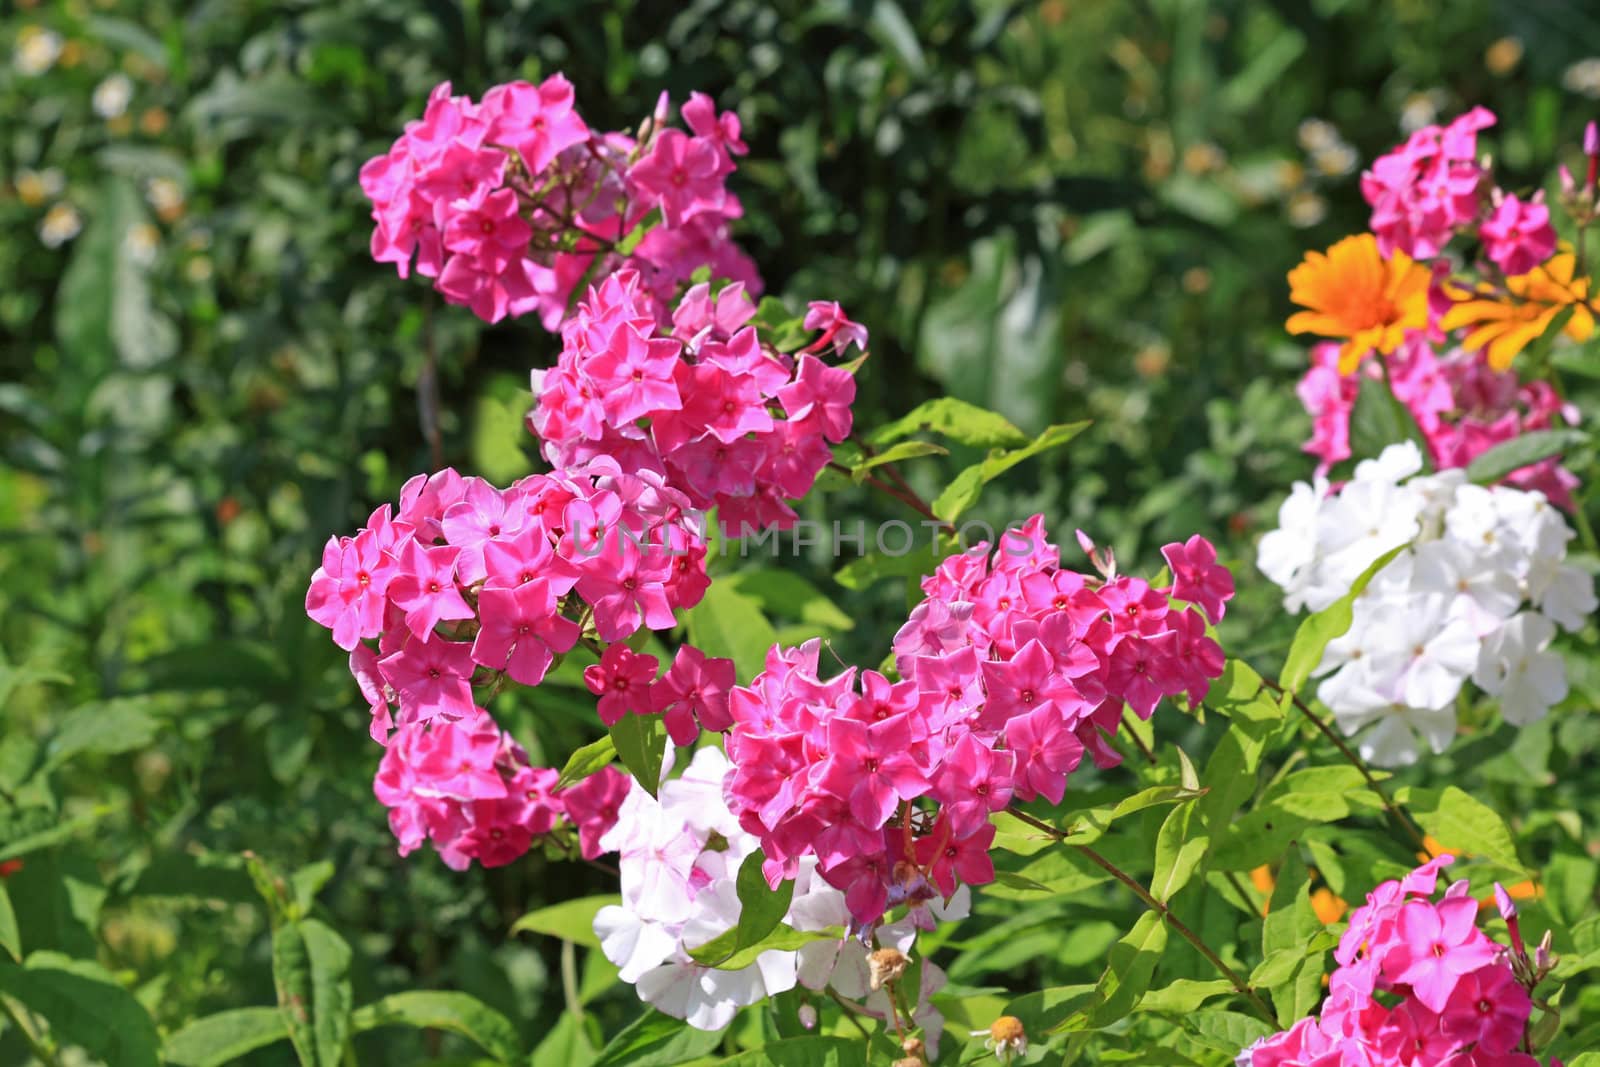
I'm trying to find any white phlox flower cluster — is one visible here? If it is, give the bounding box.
[592,745,966,1038]
[1258,442,1595,767]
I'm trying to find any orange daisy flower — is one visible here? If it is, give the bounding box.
[1438,252,1599,371]
[1287,233,1432,374]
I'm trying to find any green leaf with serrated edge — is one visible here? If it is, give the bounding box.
[511,895,618,950]
[1280,545,1407,695]
[684,580,778,682]
[686,923,836,971]
[0,954,161,1067]
[271,918,353,1067]
[556,735,617,789]
[1150,803,1209,903]
[608,714,667,797]
[849,439,948,482]
[1465,428,1591,484]
[1137,978,1235,1014]
[350,992,524,1063]
[686,853,794,966]
[590,1009,724,1067]
[1401,785,1529,875]
[870,396,1030,450]
[932,421,1091,522]
[164,1007,290,1067]
[1085,910,1169,1028]
[0,881,18,961]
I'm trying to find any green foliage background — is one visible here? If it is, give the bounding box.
[3,1,1599,1064]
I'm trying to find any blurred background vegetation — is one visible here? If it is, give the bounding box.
[4,0,1600,1062]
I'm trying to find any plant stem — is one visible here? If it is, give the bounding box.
[560,938,586,1038]
[419,297,444,471]
[1260,678,1430,855]
[826,461,954,533]
[1,994,63,1067]
[825,987,876,1042]
[1006,807,1276,1024]
[1118,708,1158,764]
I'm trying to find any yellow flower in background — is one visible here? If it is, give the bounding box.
[1439,252,1599,370]
[1287,233,1431,373]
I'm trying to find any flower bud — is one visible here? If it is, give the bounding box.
[1585,119,1599,158]
[797,1003,818,1031]
[985,1016,1028,1063]
[900,1036,924,1058]
[1493,881,1517,920]
[867,947,909,991]
[891,1059,923,1067]
[1536,928,1555,972]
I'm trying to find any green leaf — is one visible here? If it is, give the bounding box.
[685,923,836,971]
[729,571,854,633]
[271,918,353,1067]
[1086,911,1169,1027]
[608,714,668,797]
[932,421,1091,522]
[1002,983,1097,1035]
[1404,786,1528,874]
[511,895,619,950]
[1465,428,1590,485]
[0,953,161,1067]
[0,804,117,862]
[556,735,617,790]
[684,580,779,682]
[717,1036,860,1066]
[350,992,523,1063]
[0,881,18,961]
[1179,1010,1276,1052]
[164,1007,291,1067]
[1280,545,1406,695]
[41,699,161,773]
[590,1010,725,1067]
[1137,978,1236,1014]
[870,397,1029,450]
[832,537,958,591]
[750,296,808,352]
[1348,375,1429,461]
[1058,784,1203,846]
[849,439,948,482]
[1261,852,1325,1026]
[687,853,794,966]
[1150,803,1209,903]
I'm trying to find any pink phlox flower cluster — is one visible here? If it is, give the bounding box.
[581,643,735,746]
[592,746,963,1041]
[721,515,1232,926]
[359,76,760,326]
[1297,338,1582,508]
[306,463,711,732]
[1478,192,1557,277]
[1241,858,1550,1067]
[373,709,630,869]
[530,270,865,530]
[1363,107,1495,260]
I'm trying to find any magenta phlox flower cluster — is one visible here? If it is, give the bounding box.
[374,708,630,870]
[1241,858,1551,1067]
[1297,338,1582,508]
[1362,107,1557,277]
[720,515,1233,927]
[360,76,759,325]
[530,269,865,529]
[1363,107,1495,262]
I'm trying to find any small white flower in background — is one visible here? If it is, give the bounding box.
[1563,57,1600,99]
[124,222,160,266]
[593,745,962,1046]
[145,177,186,223]
[1259,443,1594,767]
[14,26,63,76]
[93,73,134,119]
[39,202,82,247]
[14,167,64,207]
